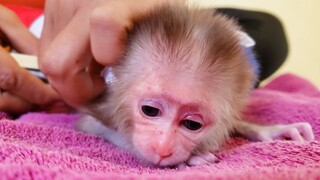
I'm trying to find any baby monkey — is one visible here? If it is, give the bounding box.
[77,3,314,167]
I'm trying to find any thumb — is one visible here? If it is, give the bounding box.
[89,2,131,66]
[89,0,172,66]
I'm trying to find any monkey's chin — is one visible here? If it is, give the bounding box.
[133,148,191,167]
[156,159,182,167]
[141,155,188,167]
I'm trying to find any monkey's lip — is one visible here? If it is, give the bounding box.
[153,156,181,167]
[155,159,170,167]
[148,155,169,166]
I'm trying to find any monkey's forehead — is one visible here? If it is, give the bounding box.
[102,30,255,86]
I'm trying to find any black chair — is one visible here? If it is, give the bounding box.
[216,8,289,83]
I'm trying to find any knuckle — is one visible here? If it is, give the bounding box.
[258,133,271,141]
[302,123,312,130]
[295,122,312,133]
[0,68,18,91]
[40,53,69,80]
[288,128,300,136]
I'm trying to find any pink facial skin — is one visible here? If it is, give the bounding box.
[130,83,215,166]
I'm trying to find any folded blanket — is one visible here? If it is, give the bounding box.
[1,73,319,179]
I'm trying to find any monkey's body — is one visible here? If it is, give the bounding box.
[77,4,314,167]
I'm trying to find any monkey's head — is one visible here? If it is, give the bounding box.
[99,4,257,166]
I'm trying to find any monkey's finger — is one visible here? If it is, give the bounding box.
[187,152,218,166]
[258,135,273,142]
[293,122,314,141]
[0,91,33,114]
[198,152,219,163]
[89,0,173,66]
[187,155,209,166]
[284,128,304,141]
[255,129,274,141]
[177,162,188,170]
[0,48,60,106]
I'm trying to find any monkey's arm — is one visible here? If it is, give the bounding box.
[179,120,315,168]
[234,120,315,141]
[76,115,132,151]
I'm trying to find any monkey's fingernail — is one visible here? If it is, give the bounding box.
[177,163,187,170]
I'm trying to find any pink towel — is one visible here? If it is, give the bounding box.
[1,73,320,179]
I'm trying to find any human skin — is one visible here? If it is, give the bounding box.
[0,0,44,9]
[0,0,169,114]
[39,0,170,108]
[0,4,61,114]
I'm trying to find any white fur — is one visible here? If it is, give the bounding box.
[77,115,132,151]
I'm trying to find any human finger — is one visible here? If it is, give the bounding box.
[90,0,173,65]
[0,90,33,114]
[39,4,105,107]
[0,48,60,106]
[0,4,38,55]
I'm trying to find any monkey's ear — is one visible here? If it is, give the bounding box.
[236,31,255,47]
[102,67,117,85]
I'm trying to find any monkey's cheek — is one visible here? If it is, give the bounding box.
[133,151,159,166]
[131,142,159,164]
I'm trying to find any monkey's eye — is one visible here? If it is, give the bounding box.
[141,105,161,117]
[181,115,204,131]
[181,119,203,131]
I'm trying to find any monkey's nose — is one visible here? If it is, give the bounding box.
[153,141,173,158]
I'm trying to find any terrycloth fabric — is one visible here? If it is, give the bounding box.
[0,73,320,179]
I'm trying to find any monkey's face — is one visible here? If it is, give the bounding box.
[127,76,216,166]
[107,4,255,166]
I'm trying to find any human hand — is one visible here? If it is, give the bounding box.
[0,48,69,114]
[0,5,69,114]
[39,0,172,108]
[0,4,38,55]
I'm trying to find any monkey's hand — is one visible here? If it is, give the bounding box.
[177,152,219,168]
[236,121,315,142]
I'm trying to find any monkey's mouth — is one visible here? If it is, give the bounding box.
[143,154,187,167]
[154,159,176,167]
[155,158,170,167]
